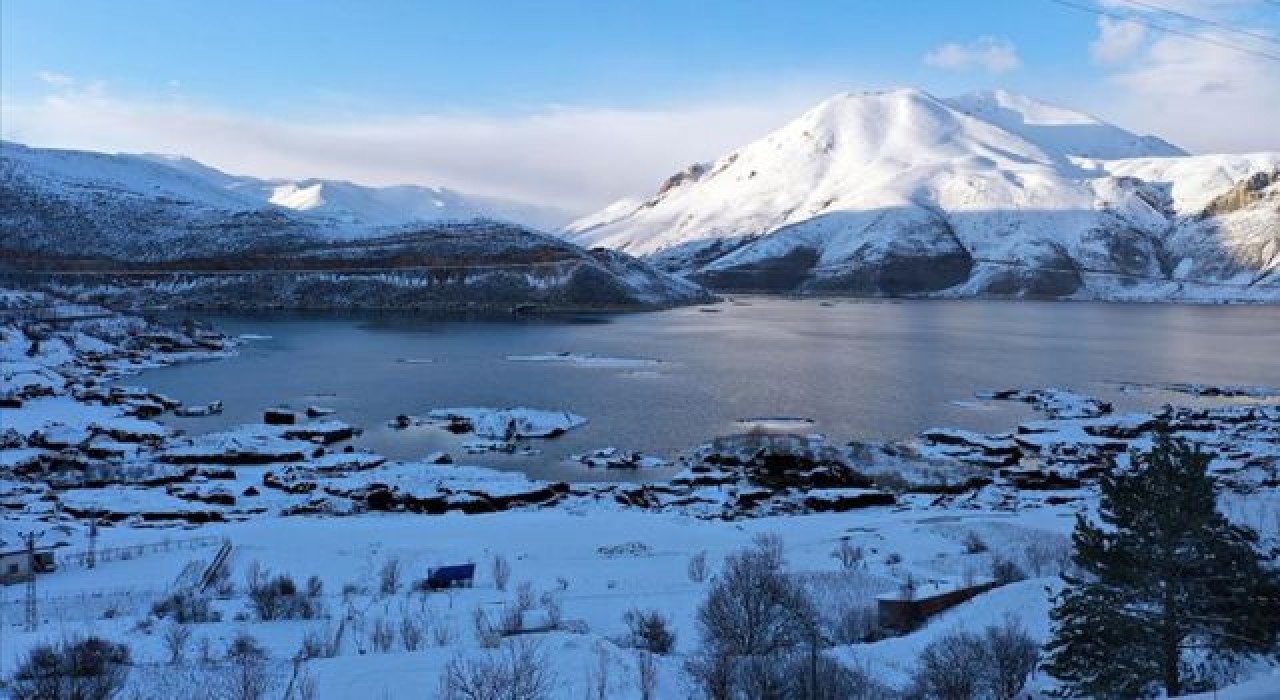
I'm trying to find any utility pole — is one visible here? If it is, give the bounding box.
[87,515,99,569]
[24,532,38,632]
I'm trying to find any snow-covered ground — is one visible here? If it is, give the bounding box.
[1,292,1277,698]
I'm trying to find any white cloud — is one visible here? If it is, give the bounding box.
[0,86,821,212]
[923,37,1021,74]
[35,70,74,88]
[1101,29,1280,152]
[1091,17,1147,63]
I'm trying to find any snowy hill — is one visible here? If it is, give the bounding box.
[566,89,1279,301]
[0,141,572,245]
[0,141,706,309]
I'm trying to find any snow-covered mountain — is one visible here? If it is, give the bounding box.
[567,89,1279,301]
[0,141,571,244]
[0,141,706,309]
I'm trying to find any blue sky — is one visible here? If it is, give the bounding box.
[2,0,1277,209]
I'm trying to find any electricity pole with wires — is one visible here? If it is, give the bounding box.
[24,532,38,632]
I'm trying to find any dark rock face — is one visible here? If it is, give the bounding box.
[693,247,821,292]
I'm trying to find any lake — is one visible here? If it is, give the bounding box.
[133,298,1280,482]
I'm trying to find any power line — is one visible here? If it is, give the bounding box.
[1045,0,1280,62]
[1112,0,1280,46]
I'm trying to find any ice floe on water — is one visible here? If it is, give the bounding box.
[237,333,272,341]
[735,416,817,432]
[395,357,435,365]
[425,407,588,439]
[505,351,662,369]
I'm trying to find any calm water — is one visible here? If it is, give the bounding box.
[133,299,1280,482]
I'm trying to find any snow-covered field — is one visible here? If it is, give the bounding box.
[1,291,1277,698]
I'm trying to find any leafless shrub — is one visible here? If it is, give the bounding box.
[980,616,1039,700]
[687,544,825,699]
[688,550,709,583]
[885,552,903,566]
[370,616,395,654]
[400,611,426,651]
[962,531,989,554]
[164,623,192,664]
[515,581,535,612]
[636,649,658,700]
[298,625,335,660]
[540,591,563,630]
[585,644,611,700]
[751,532,786,570]
[1022,538,1070,578]
[249,572,325,621]
[831,539,864,569]
[440,638,555,700]
[492,554,511,592]
[380,557,402,596]
[11,636,131,700]
[224,632,274,700]
[433,621,457,647]
[624,609,676,654]
[908,629,987,700]
[907,618,1039,700]
[991,556,1027,585]
[151,590,219,624]
[473,606,501,648]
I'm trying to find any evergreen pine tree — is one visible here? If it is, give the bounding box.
[1044,434,1280,698]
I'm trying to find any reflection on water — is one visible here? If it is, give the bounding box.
[137,298,1280,482]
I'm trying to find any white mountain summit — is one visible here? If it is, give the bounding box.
[566,88,1279,301]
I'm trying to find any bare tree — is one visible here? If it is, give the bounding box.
[624,609,676,654]
[11,636,131,700]
[492,554,511,592]
[585,644,611,700]
[400,610,426,651]
[831,540,864,570]
[164,622,192,664]
[636,649,658,700]
[908,629,987,700]
[687,550,709,583]
[223,632,275,700]
[440,638,555,700]
[981,616,1039,700]
[379,557,402,596]
[370,615,396,653]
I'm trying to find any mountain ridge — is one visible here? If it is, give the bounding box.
[565,88,1279,302]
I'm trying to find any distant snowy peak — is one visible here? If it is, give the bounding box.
[29,143,574,233]
[943,89,1187,160]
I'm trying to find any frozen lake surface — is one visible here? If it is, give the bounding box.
[134,298,1280,481]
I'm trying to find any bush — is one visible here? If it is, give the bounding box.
[492,554,511,592]
[224,632,273,700]
[11,636,131,700]
[440,639,554,700]
[380,558,402,595]
[990,556,1026,585]
[907,618,1039,700]
[687,543,826,699]
[248,572,324,621]
[151,590,220,624]
[688,550,709,583]
[962,531,989,554]
[624,609,676,654]
[831,540,864,569]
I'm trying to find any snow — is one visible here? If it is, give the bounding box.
[426,407,588,439]
[564,88,1279,302]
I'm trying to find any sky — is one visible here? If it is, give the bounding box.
[2,0,1278,213]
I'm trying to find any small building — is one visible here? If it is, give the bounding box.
[0,547,57,584]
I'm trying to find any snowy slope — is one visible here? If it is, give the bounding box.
[0,141,571,241]
[566,89,1279,301]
